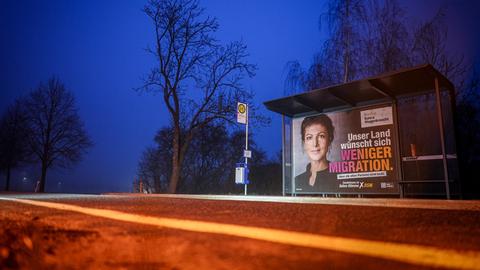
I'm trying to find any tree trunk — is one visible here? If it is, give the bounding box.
[38,162,48,193]
[5,166,11,191]
[169,161,180,193]
[168,127,181,194]
[168,127,196,194]
[154,176,161,193]
[344,56,349,83]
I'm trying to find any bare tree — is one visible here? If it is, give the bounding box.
[284,54,333,94]
[285,0,468,91]
[141,0,256,193]
[180,123,245,193]
[454,67,480,197]
[411,8,468,87]
[0,100,29,191]
[137,146,167,193]
[24,77,93,193]
[364,0,411,75]
[283,61,307,95]
[284,0,369,92]
[322,0,368,83]
[137,127,174,193]
[137,122,279,194]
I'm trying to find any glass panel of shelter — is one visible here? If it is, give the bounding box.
[281,91,457,198]
[397,90,458,198]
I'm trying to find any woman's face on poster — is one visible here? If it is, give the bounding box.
[303,123,330,162]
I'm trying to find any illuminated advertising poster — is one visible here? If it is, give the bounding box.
[292,105,399,194]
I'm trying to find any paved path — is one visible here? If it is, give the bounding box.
[1,193,480,269]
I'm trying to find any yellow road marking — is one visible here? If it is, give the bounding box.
[3,197,480,270]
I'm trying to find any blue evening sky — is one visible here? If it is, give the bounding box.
[1,0,479,193]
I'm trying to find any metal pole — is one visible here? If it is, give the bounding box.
[449,85,462,198]
[291,117,295,197]
[392,101,405,198]
[281,115,286,197]
[435,77,450,199]
[244,107,248,196]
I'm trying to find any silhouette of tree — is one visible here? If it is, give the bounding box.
[455,69,480,198]
[24,77,93,192]
[285,0,369,91]
[285,0,468,90]
[181,124,248,194]
[137,128,173,193]
[364,0,411,75]
[137,123,242,194]
[248,149,282,195]
[141,0,256,193]
[322,0,368,83]
[137,147,164,193]
[411,8,468,86]
[0,100,29,191]
[136,121,282,195]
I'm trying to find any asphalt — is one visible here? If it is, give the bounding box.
[1,193,479,269]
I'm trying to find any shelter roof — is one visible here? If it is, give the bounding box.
[264,64,454,117]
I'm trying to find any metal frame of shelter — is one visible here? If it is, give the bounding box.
[264,64,458,199]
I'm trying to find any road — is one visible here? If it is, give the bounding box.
[1,193,480,269]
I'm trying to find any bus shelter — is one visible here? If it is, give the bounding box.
[264,64,459,198]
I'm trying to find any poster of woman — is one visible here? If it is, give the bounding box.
[293,114,338,192]
[292,106,399,194]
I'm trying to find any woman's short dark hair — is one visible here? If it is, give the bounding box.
[301,114,334,143]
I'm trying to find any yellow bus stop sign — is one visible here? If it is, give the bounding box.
[237,102,247,124]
